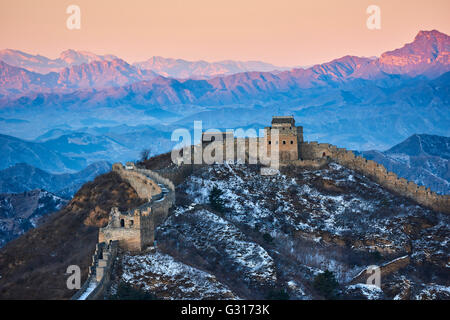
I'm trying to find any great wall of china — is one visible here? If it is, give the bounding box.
[72,163,177,300]
[71,127,449,299]
[298,141,450,214]
[216,136,450,214]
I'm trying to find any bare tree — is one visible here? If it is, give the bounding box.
[140,148,151,162]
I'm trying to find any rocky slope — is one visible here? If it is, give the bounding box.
[0,190,67,248]
[376,30,449,78]
[111,158,449,300]
[0,153,448,300]
[0,171,145,299]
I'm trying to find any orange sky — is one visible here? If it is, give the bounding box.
[1,0,449,66]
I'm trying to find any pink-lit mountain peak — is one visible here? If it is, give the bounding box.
[0,29,448,95]
[59,49,119,65]
[56,58,158,88]
[379,30,449,76]
[414,30,449,43]
[133,56,289,79]
[0,49,120,74]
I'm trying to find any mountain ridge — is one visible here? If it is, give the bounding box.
[359,134,450,195]
[0,161,111,198]
[0,49,291,78]
[0,133,86,173]
[0,30,448,99]
[0,49,119,74]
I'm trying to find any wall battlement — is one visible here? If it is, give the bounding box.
[112,163,162,201]
[351,255,411,285]
[195,135,448,213]
[299,142,450,214]
[71,241,118,300]
[73,163,177,299]
[100,163,176,252]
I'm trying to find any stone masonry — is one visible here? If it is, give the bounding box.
[99,163,175,252]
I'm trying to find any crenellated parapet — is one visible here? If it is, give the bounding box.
[99,164,176,252]
[298,141,450,214]
[72,164,177,299]
[112,163,162,201]
[71,241,118,300]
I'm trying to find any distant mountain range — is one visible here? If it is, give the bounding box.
[0,49,290,80]
[0,49,119,74]
[0,161,111,198]
[0,126,174,173]
[359,134,450,195]
[0,133,86,172]
[0,58,160,94]
[133,56,291,79]
[0,30,448,154]
[0,30,448,112]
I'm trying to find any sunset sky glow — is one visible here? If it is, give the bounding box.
[1,0,449,66]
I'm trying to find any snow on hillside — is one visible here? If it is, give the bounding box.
[121,250,238,300]
[121,162,449,299]
[0,190,67,247]
[160,207,277,285]
[182,163,426,253]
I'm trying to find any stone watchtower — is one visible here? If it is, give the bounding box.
[264,116,303,162]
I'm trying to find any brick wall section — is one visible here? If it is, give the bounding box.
[112,163,162,201]
[73,164,177,299]
[71,241,118,300]
[99,164,176,252]
[300,142,450,214]
[190,138,449,213]
[281,158,329,169]
[351,255,411,285]
[155,164,195,186]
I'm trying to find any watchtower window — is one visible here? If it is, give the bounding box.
[290,141,294,144]
[268,141,271,145]
[120,219,125,228]
[283,140,286,145]
[129,220,134,227]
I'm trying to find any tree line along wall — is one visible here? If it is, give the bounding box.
[300,142,450,214]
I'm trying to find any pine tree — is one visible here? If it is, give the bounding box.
[209,186,225,213]
[313,270,339,299]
